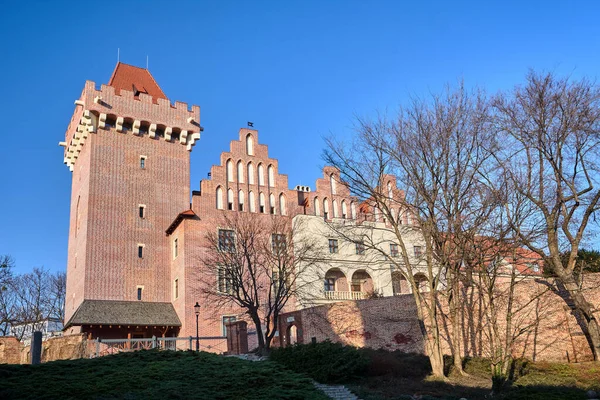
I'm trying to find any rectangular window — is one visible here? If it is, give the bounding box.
[355,242,365,255]
[174,279,179,299]
[351,280,361,292]
[139,205,145,219]
[414,246,422,258]
[137,287,142,301]
[238,203,244,211]
[324,212,329,220]
[328,239,338,254]
[390,243,399,257]
[260,205,265,213]
[270,206,275,214]
[138,245,144,258]
[222,316,237,336]
[324,278,335,292]
[271,233,287,254]
[228,202,233,211]
[173,238,178,259]
[218,267,233,294]
[140,156,146,169]
[218,229,235,252]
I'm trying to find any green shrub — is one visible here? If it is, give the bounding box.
[270,341,369,383]
[361,348,431,378]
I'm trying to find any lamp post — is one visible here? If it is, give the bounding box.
[194,302,201,351]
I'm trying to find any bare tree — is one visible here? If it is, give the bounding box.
[201,213,323,355]
[0,265,66,340]
[325,84,497,377]
[493,71,600,360]
[0,255,15,335]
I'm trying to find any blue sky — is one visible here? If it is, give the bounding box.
[1,1,599,273]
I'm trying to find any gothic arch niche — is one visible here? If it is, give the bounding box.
[268,165,275,187]
[330,173,337,195]
[341,200,347,219]
[226,159,234,182]
[237,161,244,183]
[249,191,256,212]
[246,133,254,156]
[227,189,234,210]
[269,193,276,214]
[259,193,266,213]
[247,162,255,184]
[258,164,265,186]
[279,193,287,215]
[314,197,320,216]
[216,186,223,210]
[238,190,245,211]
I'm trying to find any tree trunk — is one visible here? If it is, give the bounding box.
[561,277,600,361]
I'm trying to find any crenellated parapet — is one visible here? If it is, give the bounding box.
[61,80,202,171]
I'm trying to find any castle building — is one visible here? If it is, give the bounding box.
[59,64,447,350]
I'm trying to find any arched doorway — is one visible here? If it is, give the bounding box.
[414,273,429,292]
[286,324,298,345]
[391,271,410,295]
[351,270,373,298]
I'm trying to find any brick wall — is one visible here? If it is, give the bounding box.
[281,273,600,363]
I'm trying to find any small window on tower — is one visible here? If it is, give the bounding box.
[137,287,143,301]
[139,205,146,219]
[140,156,147,169]
[138,245,144,258]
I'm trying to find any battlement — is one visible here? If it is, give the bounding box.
[62,80,202,171]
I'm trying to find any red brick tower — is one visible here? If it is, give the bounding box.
[62,63,201,338]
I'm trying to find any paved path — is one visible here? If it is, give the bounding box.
[313,382,361,400]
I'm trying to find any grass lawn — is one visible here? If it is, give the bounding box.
[270,342,600,400]
[348,351,600,400]
[0,350,329,400]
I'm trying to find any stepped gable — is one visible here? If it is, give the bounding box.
[108,62,168,102]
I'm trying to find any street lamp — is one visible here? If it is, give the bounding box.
[194,302,201,351]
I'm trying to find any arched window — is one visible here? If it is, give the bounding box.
[332,200,339,218]
[249,191,256,212]
[226,159,234,182]
[259,193,266,213]
[238,190,245,211]
[246,134,254,155]
[216,186,223,210]
[237,161,244,183]
[323,198,330,219]
[227,189,234,210]
[374,206,380,221]
[258,164,265,186]
[341,200,347,219]
[314,197,320,216]
[279,194,287,215]
[268,165,275,187]
[387,181,393,199]
[269,193,276,214]
[351,202,356,219]
[247,162,255,184]
[330,174,337,195]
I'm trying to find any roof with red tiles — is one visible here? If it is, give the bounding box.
[108,62,167,103]
[165,209,197,235]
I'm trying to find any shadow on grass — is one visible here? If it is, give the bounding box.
[270,343,597,400]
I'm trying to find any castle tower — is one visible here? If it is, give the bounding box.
[62,63,201,338]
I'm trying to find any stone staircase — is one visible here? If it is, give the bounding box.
[313,382,361,400]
